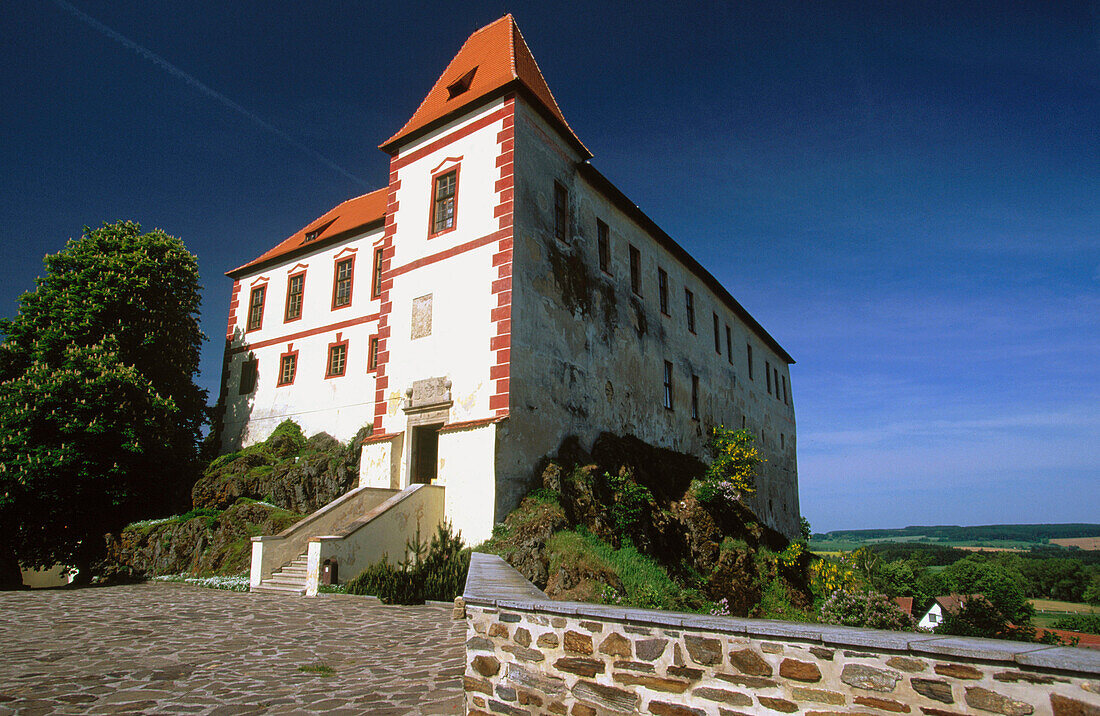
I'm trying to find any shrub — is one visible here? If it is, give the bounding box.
[603,470,653,532]
[1051,613,1100,635]
[694,426,763,506]
[345,522,470,604]
[820,589,917,631]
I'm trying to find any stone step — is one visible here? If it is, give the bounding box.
[263,578,307,589]
[275,566,307,576]
[252,583,306,596]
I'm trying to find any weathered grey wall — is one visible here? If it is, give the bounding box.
[462,554,1100,716]
[503,100,800,538]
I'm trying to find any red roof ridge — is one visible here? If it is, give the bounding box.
[380,15,589,157]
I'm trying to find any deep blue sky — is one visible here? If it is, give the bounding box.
[2,2,1097,532]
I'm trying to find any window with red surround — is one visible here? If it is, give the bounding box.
[277,347,298,386]
[554,181,568,241]
[371,247,384,298]
[326,336,348,378]
[284,272,305,322]
[246,285,266,331]
[368,335,379,371]
[332,257,354,309]
[429,166,459,237]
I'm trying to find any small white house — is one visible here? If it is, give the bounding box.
[918,594,976,630]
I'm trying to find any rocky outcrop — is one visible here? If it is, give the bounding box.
[103,500,303,578]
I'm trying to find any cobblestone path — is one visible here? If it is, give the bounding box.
[0,582,464,714]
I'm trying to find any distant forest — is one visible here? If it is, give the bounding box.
[817,523,1100,543]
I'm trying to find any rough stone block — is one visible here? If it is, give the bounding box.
[564,630,593,655]
[684,635,723,666]
[810,647,835,661]
[537,632,560,649]
[506,663,566,696]
[501,644,545,663]
[791,687,847,705]
[599,632,632,658]
[468,636,496,652]
[912,678,954,704]
[578,620,604,632]
[548,700,566,714]
[692,686,752,706]
[572,679,638,714]
[1050,693,1100,716]
[780,658,822,682]
[854,695,911,712]
[495,684,518,702]
[513,627,531,647]
[553,657,605,678]
[648,701,706,716]
[841,663,901,692]
[728,648,772,676]
[472,655,501,677]
[761,642,784,654]
[714,672,778,689]
[635,638,668,661]
[518,690,542,707]
[935,663,984,680]
[465,675,493,695]
[612,672,690,693]
[489,623,510,639]
[993,671,1060,684]
[965,687,1034,715]
[500,612,521,623]
[758,695,799,712]
[570,703,595,716]
[612,660,654,672]
[887,657,928,673]
[667,665,704,680]
[920,709,968,716]
[551,617,567,628]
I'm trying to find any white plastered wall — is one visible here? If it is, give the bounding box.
[437,423,497,546]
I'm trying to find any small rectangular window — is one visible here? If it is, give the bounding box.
[246,285,266,331]
[597,219,611,274]
[746,344,754,380]
[782,375,789,405]
[663,360,674,410]
[277,352,297,386]
[774,366,781,400]
[741,414,747,429]
[781,433,785,449]
[333,258,354,308]
[238,358,258,394]
[432,170,458,234]
[284,274,304,322]
[326,342,347,378]
[766,361,772,394]
[371,247,384,298]
[685,290,696,333]
[726,325,732,364]
[658,268,669,315]
[629,245,641,295]
[368,336,379,371]
[554,182,568,241]
[691,375,700,420]
[713,313,721,354]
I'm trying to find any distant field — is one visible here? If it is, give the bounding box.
[1050,537,1100,550]
[955,545,1025,553]
[1030,599,1099,614]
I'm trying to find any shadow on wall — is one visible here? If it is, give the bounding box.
[208,327,256,456]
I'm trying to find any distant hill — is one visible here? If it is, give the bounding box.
[816,523,1100,544]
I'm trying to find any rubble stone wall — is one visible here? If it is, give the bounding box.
[463,554,1100,716]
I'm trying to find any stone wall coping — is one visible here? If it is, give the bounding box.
[464,552,1100,677]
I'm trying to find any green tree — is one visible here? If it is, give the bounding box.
[876,560,918,598]
[939,558,1034,638]
[0,221,206,582]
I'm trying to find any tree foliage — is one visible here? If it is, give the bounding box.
[0,221,206,579]
[695,427,763,505]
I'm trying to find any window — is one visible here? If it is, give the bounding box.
[774,367,780,400]
[766,361,772,394]
[284,274,304,322]
[238,358,257,394]
[658,268,669,315]
[746,344,754,380]
[371,247,384,298]
[685,289,695,333]
[597,219,611,274]
[368,336,379,371]
[629,245,641,295]
[431,169,458,235]
[446,67,477,98]
[277,351,297,386]
[782,375,789,405]
[713,313,721,354]
[333,257,354,309]
[663,361,674,410]
[326,341,348,378]
[781,433,785,449]
[246,285,266,331]
[554,182,568,241]
[726,326,733,365]
[691,375,700,420]
[741,414,747,429]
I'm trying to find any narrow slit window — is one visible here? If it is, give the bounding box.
[782,375,789,405]
[766,361,772,394]
[597,219,611,274]
[658,267,669,315]
[284,274,304,321]
[725,326,732,365]
[432,170,458,234]
[663,361,674,410]
[554,182,568,241]
[685,289,696,333]
[333,258,354,308]
[774,366,781,400]
[713,313,721,354]
[746,344,754,380]
[629,245,641,295]
[691,375,700,421]
[371,247,384,298]
[247,285,266,331]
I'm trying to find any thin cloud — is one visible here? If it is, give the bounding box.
[52,0,369,188]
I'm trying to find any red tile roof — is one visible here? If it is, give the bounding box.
[380,15,589,157]
[893,596,914,615]
[227,188,387,277]
[1034,627,1100,650]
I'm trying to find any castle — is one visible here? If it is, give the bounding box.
[218,16,800,569]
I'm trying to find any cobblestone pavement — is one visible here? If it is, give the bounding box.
[0,582,465,715]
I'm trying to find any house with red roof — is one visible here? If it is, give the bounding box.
[220,16,800,593]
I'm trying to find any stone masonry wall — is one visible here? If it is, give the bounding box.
[462,554,1100,716]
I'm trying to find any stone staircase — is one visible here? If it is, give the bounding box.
[251,552,308,595]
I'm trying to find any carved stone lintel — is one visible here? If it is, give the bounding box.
[404,377,453,415]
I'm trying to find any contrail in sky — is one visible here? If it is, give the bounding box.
[52,0,370,188]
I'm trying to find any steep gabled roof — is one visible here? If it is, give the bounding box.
[226,188,387,278]
[380,14,589,158]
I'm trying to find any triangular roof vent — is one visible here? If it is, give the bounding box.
[447,67,478,99]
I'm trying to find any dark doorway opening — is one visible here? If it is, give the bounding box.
[411,424,442,484]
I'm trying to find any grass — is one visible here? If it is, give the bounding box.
[297,663,335,677]
[1030,599,1099,614]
